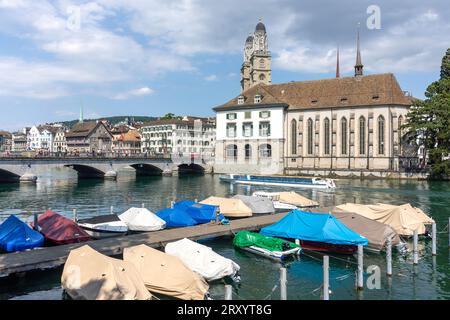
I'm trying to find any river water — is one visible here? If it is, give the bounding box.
[0,168,449,300]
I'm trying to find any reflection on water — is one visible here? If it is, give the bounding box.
[0,170,449,300]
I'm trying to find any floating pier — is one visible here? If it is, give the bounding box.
[0,212,289,278]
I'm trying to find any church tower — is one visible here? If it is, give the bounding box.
[240,20,272,92]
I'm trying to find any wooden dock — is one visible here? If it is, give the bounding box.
[0,212,288,278]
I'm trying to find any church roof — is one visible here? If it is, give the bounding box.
[255,22,266,33]
[213,73,412,111]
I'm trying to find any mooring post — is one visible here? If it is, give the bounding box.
[225,285,232,300]
[413,230,419,265]
[295,239,300,246]
[73,209,78,223]
[386,238,392,277]
[33,213,39,231]
[448,217,450,248]
[110,205,114,214]
[195,198,198,203]
[432,222,437,256]
[323,256,329,300]
[357,245,364,290]
[280,267,287,300]
[170,201,175,209]
[142,203,145,208]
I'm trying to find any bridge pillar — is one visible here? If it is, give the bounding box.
[104,170,117,180]
[20,173,38,183]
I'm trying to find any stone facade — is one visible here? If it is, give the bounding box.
[66,121,113,154]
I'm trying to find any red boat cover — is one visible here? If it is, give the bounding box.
[36,210,91,245]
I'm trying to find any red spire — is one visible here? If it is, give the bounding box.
[336,46,340,78]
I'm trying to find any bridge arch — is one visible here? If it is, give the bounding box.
[0,168,21,183]
[64,164,106,179]
[129,163,163,176]
[177,163,205,175]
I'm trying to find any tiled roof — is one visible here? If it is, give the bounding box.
[65,121,100,138]
[213,73,412,111]
[116,130,141,142]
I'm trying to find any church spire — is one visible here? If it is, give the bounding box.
[336,46,340,78]
[79,102,84,123]
[354,23,364,76]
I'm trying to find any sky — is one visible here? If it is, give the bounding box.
[0,0,449,132]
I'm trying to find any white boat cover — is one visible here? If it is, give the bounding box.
[123,244,209,300]
[119,207,166,232]
[77,214,128,233]
[61,245,151,300]
[165,238,240,282]
[336,203,435,236]
[253,191,318,208]
[232,195,275,214]
[200,197,252,217]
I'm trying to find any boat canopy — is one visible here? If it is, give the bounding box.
[233,231,300,252]
[232,195,275,214]
[200,197,252,218]
[165,238,240,282]
[260,210,368,246]
[119,207,166,232]
[61,245,151,300]
[277,192,318,208]
[173,200,224,224]
[0,215,44,252]
[123,244,209,300]
[336,203,434,236]
[156,208,198,228]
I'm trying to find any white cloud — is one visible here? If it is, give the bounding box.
[204,74,218,81]
[112,86,155,100]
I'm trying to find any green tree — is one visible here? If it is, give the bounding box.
[404,48,450,178]
[160,113,182,120]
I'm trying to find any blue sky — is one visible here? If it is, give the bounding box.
[0,0,449,131]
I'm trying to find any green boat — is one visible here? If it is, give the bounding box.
[233,231,301,260]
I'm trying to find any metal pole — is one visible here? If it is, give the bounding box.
[413,230,419,265]
[170,201,175,209]
[280,268,287,300]
[357,245,364,290]
[142,203,145,208]
[195,198,198,203]
[225,285,232,300]
[33,213,39,231]
[73,209,78,222]
[448,217,450,248]
[110,205,114,214]
[386,239,392,277]
[323,255,329,300]
[432,223,437,256]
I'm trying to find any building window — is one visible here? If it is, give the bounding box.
[245,144,252,159]
[307,118,313,155]
[359,116,366,155]
[341,117,348,155]
[238,96,245,105]
[378,115,385,155]
[259,58,265,68]
[259,122,270,137]
[259,74,265,81]
[226,144,237,159]
[259,144,272,158]
[254,95,262,104]
[226,123,236,138]
[291,119,297,155]
[259,111,270,118]
[226,113,237,120]
[244,111,252,119]
[242,122,253,137]
[324,118,330,155]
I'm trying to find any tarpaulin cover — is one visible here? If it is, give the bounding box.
[61,245,152,300]
[233,231,300,252]
[156,207,198,228]
[173,200,224,224]
[232,195,275,214]
[200,197,252,218]
[119,207,166,232]
[124,244,209,300]
[0,215,44,252]
[260,210,368,246]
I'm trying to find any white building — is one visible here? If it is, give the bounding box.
[53,127,67,153]
[27,125,59,152]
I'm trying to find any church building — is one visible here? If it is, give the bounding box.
[213,21,415,177]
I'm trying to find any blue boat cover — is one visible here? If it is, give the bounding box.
[0,215,44,252]
[156,208,198,228]
[260,210,368,246]
[173,200,225,224]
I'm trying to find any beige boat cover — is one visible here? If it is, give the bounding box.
[277,192,319,208]
[61,245,152,300]
[200,197,252,217]
[336,203,434,236]
[123,244,209,300]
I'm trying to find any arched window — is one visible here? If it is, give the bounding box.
[341,117,348,155]
[291,119,297,155]
[378,116,385,155]
[259,144,272,158]
[324,118,330,155]
[307,118,313,155]
[259,58,265,68]
[259,74,265,81]
[245,144,252,159]
[226,144,237,159]
[359,116,366,155]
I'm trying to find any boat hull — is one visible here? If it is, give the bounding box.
[220,175,336,189]
[299,240,357,255]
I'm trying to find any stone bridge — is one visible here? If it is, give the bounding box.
[0,157,212,183]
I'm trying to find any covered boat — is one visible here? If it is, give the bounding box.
[34,210,91,245]
[61,245,151,300]
[314,207,402,252]
[123,244,209,300]
[165,238,240,282]
[220,174,336,189]
[0,215,44,252]
[232,195,275,214]
[119,207,166,232]
[233,231,301,260]
[173,200,225,224]
[200,197,252,218]
[260,210,368,254]
[253,191,318,208]
[336,203,434,236]
[156,207,198,228]
[77,214,128,239]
